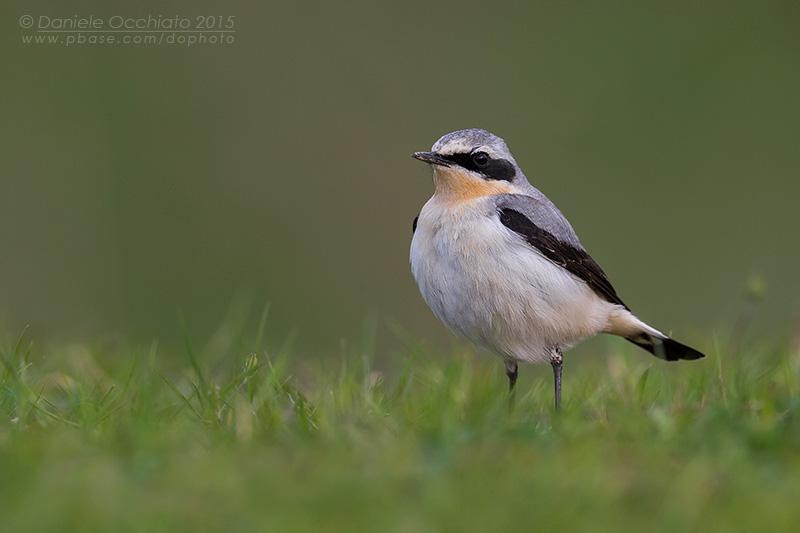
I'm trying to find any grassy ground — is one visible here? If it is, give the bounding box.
[2,317,799,532]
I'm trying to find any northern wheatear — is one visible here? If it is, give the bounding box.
[410,129,704,408]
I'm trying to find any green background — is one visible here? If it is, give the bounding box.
[2,0,798,357]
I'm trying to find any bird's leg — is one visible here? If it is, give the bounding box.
[505,360,518,392]
[504,360,518,411]
[550,346,563,410]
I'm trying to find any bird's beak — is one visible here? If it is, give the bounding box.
[411,151,452,167]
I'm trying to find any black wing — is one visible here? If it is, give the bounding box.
[412,214,419,234]
[498,208,628,309]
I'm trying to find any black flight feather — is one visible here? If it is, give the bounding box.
[498,207,627,309]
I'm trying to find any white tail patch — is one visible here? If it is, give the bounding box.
[604,307,666,340]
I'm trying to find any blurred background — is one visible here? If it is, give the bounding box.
[2,0,798,361]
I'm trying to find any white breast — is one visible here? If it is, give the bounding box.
[410,196,616,364]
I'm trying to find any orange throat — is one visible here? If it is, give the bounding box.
[432,167,522,204]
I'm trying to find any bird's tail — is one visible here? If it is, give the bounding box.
[626,331,705,361]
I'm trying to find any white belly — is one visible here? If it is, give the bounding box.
[410,197,615,364]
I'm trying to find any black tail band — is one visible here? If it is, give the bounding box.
[627,334,705,361]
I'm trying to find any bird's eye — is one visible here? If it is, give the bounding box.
[473,152,489,167]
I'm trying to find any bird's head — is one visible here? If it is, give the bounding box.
[412,129,527,201]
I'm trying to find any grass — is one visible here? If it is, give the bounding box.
[1,316,799,532]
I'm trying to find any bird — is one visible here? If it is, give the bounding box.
[409,128,704,409]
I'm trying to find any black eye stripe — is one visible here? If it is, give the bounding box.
[438,152,516,182]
